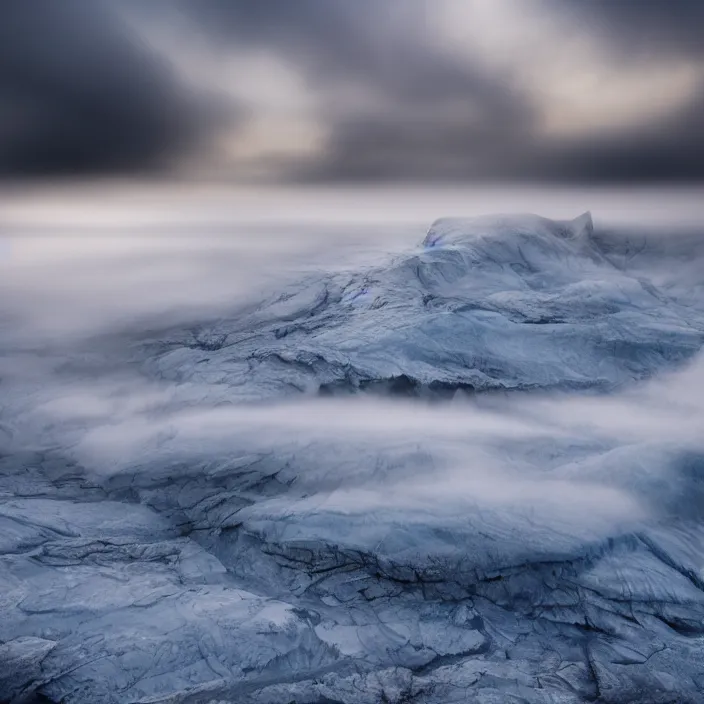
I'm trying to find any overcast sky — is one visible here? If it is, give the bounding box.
[2,0,704,184]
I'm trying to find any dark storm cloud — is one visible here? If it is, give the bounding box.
[311,87,704,184]
[307,0,704,183]
[296,111,534,183]
[2,0,704,182]
[0,0,228,177]
[526,90,704,183]
[526,0,704,183]
[172,0,531,116]
[562,0,704,58]
[129,0,704,183]
[167,0,539,181]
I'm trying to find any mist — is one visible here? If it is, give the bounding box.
[3,183,704,535]
[3,182,704,337]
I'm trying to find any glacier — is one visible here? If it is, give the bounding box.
[139,211,704,399]
[1,212,704,703]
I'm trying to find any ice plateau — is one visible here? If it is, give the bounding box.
[1,212,704,703]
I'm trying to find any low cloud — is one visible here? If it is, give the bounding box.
[3,209,703,546]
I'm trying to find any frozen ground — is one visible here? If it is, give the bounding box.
[1,201,704,703]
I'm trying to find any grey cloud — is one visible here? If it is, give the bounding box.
[166,0,539,182]
[0,0,230,178]
[123,0,704,184]
[523,89,704,183]
[301,87,704,184]
[169,0,531,121]
[562,0,704,58]
[296,114,531,182]
[3,0,704,182]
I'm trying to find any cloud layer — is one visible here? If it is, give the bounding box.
[2,0,704,182]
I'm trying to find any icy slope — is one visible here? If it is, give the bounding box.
[143,212,704,399]
[1,213,704,703]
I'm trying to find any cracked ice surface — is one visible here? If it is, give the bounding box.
[137,212,704,399]
[1,211,704,703]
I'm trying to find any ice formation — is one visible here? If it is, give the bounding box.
[1,213,704,703]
